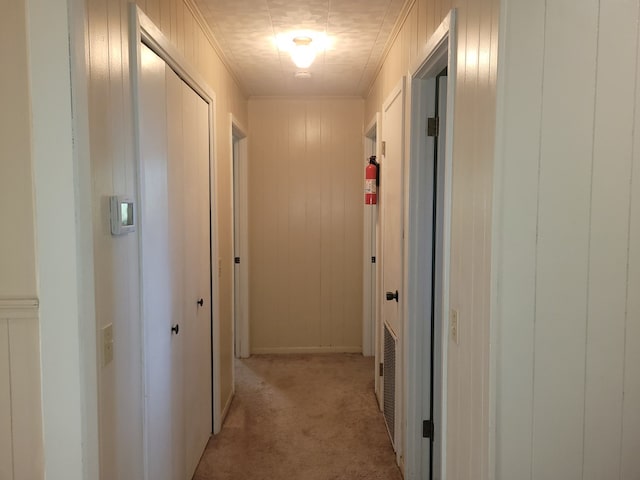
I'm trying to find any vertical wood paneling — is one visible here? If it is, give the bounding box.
[467,0,483,477]
[159,0,171,34]
[621,14,640,475]
[248,98,363,353]
[8,318,44,480]
[0,320,12,480]
[287,101,307,346]
[533,1,598,478]
[145,0,160,25]
[408,6,419,67]
[582,1,637,478]
[343,102,364,347]
[306,104,323,345]
[495,0,640,478]
[320,102,334,347]
[329,102,346,347]
[493,0,545,477]
[417,0,428,47]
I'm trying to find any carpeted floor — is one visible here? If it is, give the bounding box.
[193,354,403,480]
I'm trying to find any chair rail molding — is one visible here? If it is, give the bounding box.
[0,298,40,319]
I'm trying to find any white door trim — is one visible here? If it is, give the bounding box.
[404,10,457,480]
[230,114,250,360]
[130,3,223,449]
[28,0,100,477]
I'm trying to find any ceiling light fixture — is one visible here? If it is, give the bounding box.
[291,36,315,69]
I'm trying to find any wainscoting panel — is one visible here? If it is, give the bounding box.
[0,299,43,480]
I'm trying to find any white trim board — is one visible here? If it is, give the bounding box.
[251,346,363,355]
[230,114,250,361]
[404,10,457,480]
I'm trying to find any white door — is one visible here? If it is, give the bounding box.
[381,84,404,339]
[380,81,405,451]
[165,64,187,480]
[139,43,180,480]
[182,81,213,478]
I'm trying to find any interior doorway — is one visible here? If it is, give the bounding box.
[405,11,457,480]
[364,114,383,410]
[231,116,249,359]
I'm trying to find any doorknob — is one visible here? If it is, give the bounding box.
[171,324,180,335]
[386,290,399,302]
[197,298,204,307]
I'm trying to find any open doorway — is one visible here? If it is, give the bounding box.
[364,114,382,409]
[362,113,380,360]
[405,11,457,480]
[231,116,249,360]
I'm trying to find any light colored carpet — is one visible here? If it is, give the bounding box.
[193,354,403,480]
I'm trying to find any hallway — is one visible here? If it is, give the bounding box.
[193,355,402,480]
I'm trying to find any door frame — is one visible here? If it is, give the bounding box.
[363,114,381,360]
[230,115,249,360]
[404,10,457,480]
[364,114,383,409]
[130,5,223,461]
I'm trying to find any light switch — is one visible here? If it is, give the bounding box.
[450,309,459,345]
[102,323,114,367]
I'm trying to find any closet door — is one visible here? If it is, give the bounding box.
[181,82,213,478]
[139,44,212,480]
[139,43,181,480]
[166,65,187,480]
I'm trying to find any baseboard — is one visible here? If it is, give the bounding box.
[250,346,363,355]
[220,390,234,426]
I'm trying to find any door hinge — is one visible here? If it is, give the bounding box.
[381,141,386,156]
[427,117,439,137]
[371,256,376,264]
[379,362,384,377]
[423,419,434,439]
[234,257,240,264]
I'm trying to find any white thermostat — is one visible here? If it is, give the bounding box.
[110,195,136,235]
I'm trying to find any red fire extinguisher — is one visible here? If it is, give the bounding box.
[365,156,379,205]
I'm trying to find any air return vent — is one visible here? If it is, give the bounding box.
[383,323,397,448]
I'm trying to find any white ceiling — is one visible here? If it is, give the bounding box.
[193,0,408,97]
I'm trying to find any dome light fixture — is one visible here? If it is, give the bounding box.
[290,36,316,69]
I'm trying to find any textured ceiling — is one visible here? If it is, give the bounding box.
[192,0,407,97]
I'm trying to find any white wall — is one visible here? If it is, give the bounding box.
[493,0,640,478]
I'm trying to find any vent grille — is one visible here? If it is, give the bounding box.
[383,323,396,447]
